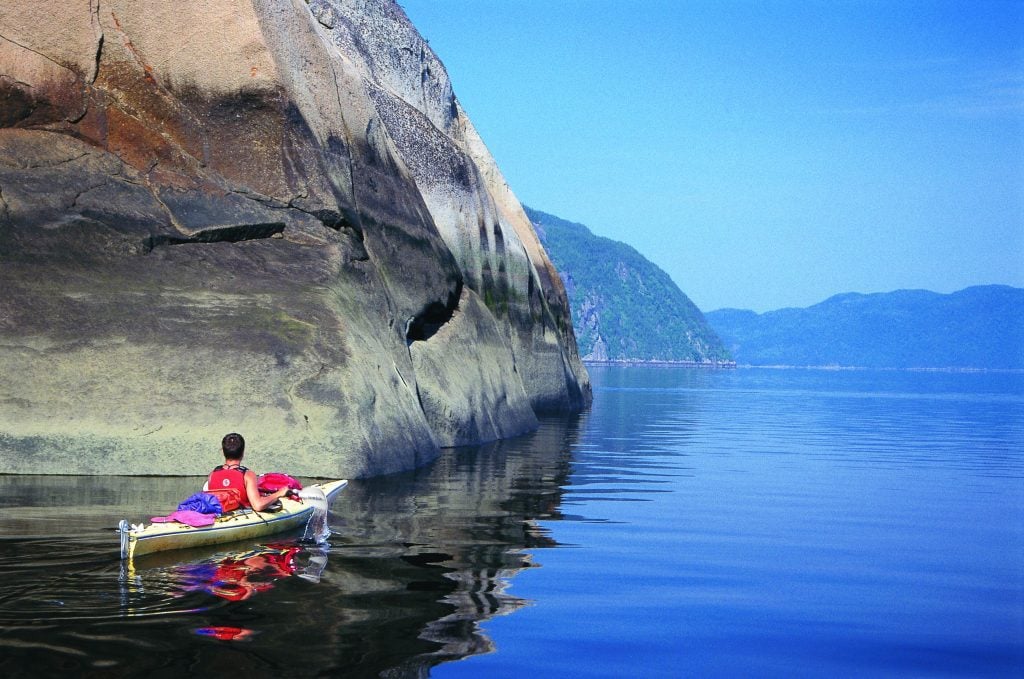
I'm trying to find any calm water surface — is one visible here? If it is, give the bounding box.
[0,367,1021,677]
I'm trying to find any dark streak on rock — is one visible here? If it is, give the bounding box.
[0,183,10,225]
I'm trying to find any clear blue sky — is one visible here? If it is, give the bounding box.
[401,0,1023,312]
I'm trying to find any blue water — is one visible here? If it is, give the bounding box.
[0,367,1021,677]
[436,367,1024,677]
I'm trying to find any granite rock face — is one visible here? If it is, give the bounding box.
[0,0,590,477]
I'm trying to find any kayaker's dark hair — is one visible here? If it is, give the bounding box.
[222,432,245,460]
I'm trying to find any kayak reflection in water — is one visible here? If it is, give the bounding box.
[194,625,256,641]
[177,545,296,601]
[175,543,330,602]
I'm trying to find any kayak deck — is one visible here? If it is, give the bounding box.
[119,479,347,560]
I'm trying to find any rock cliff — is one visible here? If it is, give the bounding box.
[0,0,590,476]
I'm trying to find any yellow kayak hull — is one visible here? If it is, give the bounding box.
[119,479,347,560]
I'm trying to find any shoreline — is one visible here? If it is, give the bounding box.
[583,359,737,368]
[583,361,1022,374]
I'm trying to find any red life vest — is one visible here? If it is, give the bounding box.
[207,465,250,511]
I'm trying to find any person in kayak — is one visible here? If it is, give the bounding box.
[204,432,292,512]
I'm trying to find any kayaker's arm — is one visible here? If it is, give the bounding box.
[244,470,290,511]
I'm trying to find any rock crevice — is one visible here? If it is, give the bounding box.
[143,222,286,252]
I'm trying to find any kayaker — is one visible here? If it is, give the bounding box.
[204,432,292,512]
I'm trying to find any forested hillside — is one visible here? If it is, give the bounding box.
[706,286,1024,369]
[527,207,730,364]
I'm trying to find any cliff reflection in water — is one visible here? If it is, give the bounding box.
[328,414,582,673]
[0,415,583,677]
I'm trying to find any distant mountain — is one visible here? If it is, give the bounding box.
[526,207,731,364]
[705,286,1024,369]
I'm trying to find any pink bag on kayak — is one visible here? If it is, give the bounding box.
[257,472,302,493]
[151,510,217,527]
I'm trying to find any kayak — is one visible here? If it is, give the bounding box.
[118,479,348,561]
